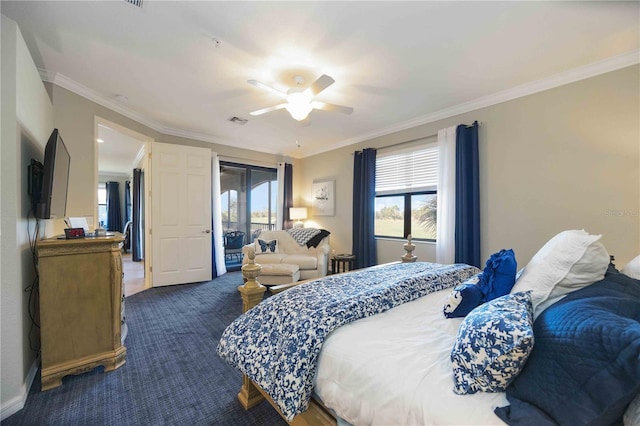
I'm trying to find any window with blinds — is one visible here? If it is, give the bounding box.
[374,142,438,241]
[375,144,438,196]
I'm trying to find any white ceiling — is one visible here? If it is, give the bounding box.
[97,124,145,176]
[3,1,639,159]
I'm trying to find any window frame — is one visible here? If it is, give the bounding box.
[374,190,437,242]
[219,161,278,238]
[374,140,438,242]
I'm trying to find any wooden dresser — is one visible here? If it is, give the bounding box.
[37,234,126,390]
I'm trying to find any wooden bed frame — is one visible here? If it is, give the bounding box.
[235,240,417,425]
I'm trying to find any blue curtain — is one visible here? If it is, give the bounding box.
[283,163,293,229]
[124,180,131,225]
[105,181,122,232]
[352,148,377,269]
[123,180,132,252]
[132,169,144,262]
[455,121,481,267]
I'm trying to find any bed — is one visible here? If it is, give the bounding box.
[218,230,640,425]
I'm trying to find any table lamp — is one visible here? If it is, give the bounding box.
[289,207,308,228]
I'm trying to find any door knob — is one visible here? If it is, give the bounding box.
[204,230,211,234]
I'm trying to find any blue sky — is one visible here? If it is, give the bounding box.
[221,182,273,211]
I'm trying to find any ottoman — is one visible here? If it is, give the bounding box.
[259,263,300,286]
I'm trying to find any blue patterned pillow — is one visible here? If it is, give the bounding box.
[255,239,279,254]
[451,291,534,395]
[443,274,483,318]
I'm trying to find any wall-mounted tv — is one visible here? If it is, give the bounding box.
[35,128,71,220]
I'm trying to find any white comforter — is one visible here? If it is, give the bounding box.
[315,287,509,425]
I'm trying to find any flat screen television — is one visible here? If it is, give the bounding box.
[36,128,71,219]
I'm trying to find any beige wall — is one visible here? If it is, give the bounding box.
[1,16,54,418]
[297,65,640,268]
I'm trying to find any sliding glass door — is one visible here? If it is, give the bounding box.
[220,162,277,243]
[220,165,246,235]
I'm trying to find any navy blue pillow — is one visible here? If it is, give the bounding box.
[478,248,517,301]
[494,269,640,425]
[443,277,484,318]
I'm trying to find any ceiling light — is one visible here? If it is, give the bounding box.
[97,138,104,143]
[284,92,313,121]
[248,74,352,122]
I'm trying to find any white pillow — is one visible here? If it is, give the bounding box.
[621,255,640,280]
[511,229,609,317]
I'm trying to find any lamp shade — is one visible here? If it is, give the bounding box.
[289,207,308,220]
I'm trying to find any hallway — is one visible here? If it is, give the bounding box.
[122,252,145,296]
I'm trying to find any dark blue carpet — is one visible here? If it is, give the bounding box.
[3,271,286,426]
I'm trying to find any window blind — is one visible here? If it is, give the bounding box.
[375,143,438,195]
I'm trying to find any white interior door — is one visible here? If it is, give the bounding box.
[151,142,212,286]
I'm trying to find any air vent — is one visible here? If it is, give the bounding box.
[229,117,248,125]
[125,0,143,7]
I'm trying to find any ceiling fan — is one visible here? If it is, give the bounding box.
[247,74,354,122]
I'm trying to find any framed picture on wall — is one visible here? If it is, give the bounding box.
[312,180,335,216]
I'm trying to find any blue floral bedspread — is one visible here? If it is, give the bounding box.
[217,262,479,420]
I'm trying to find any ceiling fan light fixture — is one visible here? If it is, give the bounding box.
[248,74,352,121]
[285,92,313,121]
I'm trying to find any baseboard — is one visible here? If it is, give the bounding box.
[0,356,39,421]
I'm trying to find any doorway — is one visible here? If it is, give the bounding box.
[95,117,152,296]
[219,162,277,270]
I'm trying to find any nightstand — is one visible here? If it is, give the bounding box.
[331,254,356,274]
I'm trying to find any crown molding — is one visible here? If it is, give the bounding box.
[40,69,160,130]
[98,171,131,178]
[37,68,251,150]
[39,49,639,159]
[302,49,640,158]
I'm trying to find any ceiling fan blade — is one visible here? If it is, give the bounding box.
[247,80,288,99]
[249,103,287,116]
[311,101,354,115]
[305,74,335,96]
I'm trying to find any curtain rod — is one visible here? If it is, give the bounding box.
[351,134,438,155]
[218,155,278,168]
[352,135,436,155]
[377,134,437,152]
[359,121,483,154]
